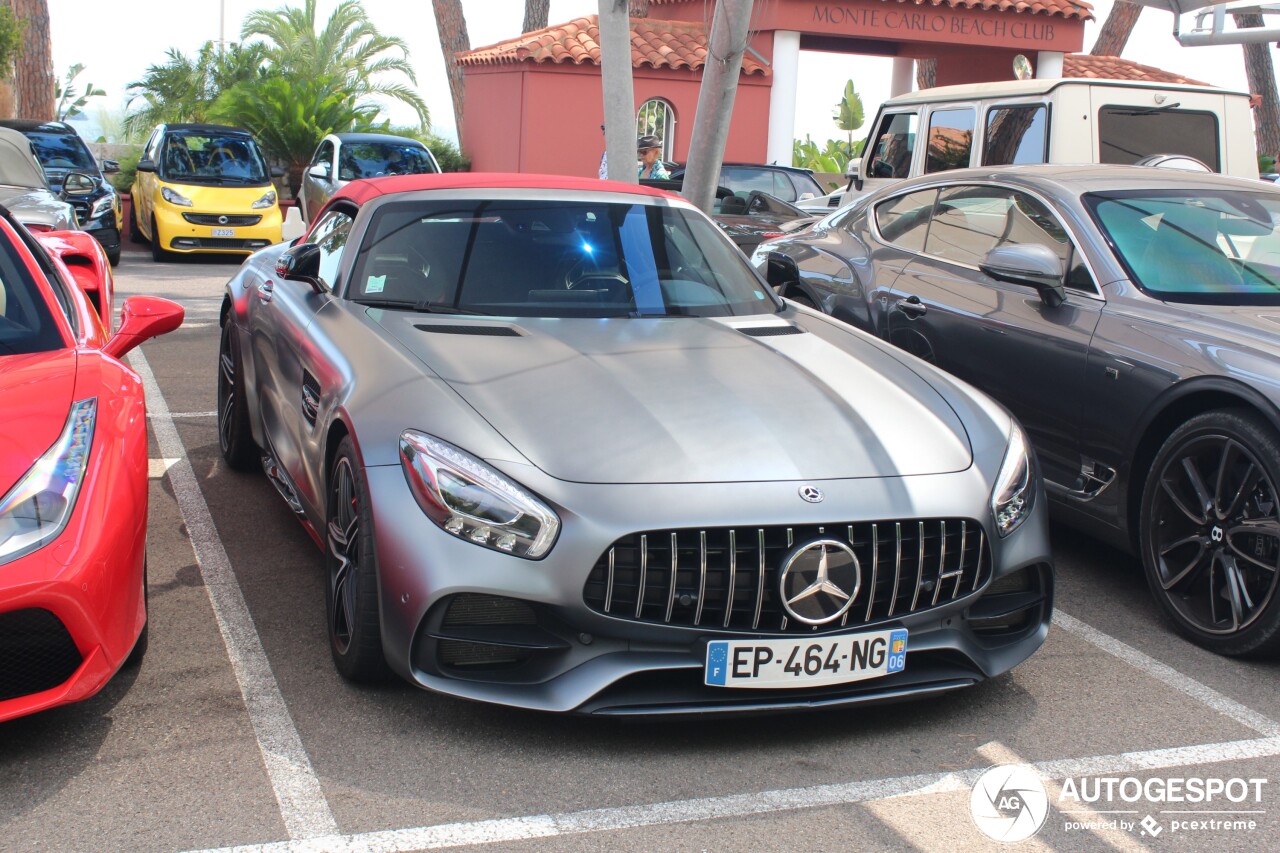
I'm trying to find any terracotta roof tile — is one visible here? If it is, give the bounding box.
[650,0,1093,20]
[1062,54,1209,86]
[458,16,768,75]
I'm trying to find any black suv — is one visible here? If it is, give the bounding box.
[668,162,825,204]
[0,120,121,264]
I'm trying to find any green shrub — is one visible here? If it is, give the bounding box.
[424,134,469,172]
[111,151,140,194]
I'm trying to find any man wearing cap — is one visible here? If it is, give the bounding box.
[637,135,671,180]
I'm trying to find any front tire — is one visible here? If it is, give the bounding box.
[150,215,172,262]
[130,197,145,243]
[217,320,258,470]
[1140,409,1280,656]
[326,437,390,682]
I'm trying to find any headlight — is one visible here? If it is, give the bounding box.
[0,399,96,566]
[251,190,277,210]
[89,193,115,220]
[399,430,559,559]
[990,420,1033,537]
[161,187,193,207]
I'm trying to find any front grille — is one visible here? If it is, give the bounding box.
[0,609,83,701]
[169,237,270,250]
[182,213,263,226]
[69,199,91,225]
[584,520,990,634]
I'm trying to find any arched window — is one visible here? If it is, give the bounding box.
[636,98,676,161]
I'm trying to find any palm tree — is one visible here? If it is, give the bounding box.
[124,42,266,136]
[242,0,429,129]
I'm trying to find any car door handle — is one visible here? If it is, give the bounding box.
[899,295,927,317]
[257,281,274,303]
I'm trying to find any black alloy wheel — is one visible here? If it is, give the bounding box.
[325,437,390,682]
[786,289,817,310]
[1141,410,1280,656]
[216,321,257,470]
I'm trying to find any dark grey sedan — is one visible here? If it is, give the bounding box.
[757,165,1280,656]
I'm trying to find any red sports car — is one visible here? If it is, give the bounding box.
[0,209,182,723]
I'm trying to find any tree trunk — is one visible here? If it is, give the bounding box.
[599,0,635,182]
[1090,0,1142,56]
[9,0,53,119]
[522,0,549,33]
[915,58,935,90]
[629,0,650,16]
[1235,13,1280,162]
[432,0,470,141]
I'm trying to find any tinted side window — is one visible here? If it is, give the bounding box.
[773,171,795,201]
[983,105,1048,166]
[874,189,937,253]
[721,167,774,197]
[1099,107,1220,171]
[307,209,354,290]
[311,141,333,170]
[925,108,975,174]
[867,112,917,179]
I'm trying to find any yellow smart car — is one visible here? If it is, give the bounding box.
[132,123,283,261]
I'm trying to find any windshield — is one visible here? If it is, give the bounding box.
[161,131,269,184]
[24,131,97,173]
[1087,189,1280,305]
[338,142,437,180]
[0,234,63,356]
[349,198,781,318]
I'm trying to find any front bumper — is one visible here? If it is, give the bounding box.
[156,204,283,255]
[364,462,1053,716]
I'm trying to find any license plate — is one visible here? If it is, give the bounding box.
[705,629,907,689]
[211,227,235,237]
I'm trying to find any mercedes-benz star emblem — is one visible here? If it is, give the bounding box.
[798,485,824,503]
[779,539,861,625]
[218,215,229,225]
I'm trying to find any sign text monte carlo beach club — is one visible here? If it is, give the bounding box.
[809,3,1078,51]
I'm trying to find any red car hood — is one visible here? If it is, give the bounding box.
[0,350,77,496]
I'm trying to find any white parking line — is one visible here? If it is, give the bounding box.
[130,349,339,840]
[150,410,217,419]
[180,735,1280,853]
[1053,611,1280,737]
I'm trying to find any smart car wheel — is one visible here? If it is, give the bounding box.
[1140,409,1280,657]
[130,200,145,243]
[326,437,390,682]
[217,321,258,470]
[150,215,172,262]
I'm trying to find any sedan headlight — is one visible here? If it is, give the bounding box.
[161,187,193,207]
[991,420,1033,537]
[0,399,96,566]
[399,430,559,558]
[89,193,116,220]
[251,190,277,210]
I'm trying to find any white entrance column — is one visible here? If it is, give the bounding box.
[890,57,914,97]
[1037,51,1064,78]
[766,30,801,166]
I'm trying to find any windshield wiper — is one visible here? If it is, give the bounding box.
[355,298,488,316]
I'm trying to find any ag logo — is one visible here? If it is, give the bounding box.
[970,764,1049,843]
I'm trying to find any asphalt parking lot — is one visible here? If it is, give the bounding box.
[2,252,1279,853]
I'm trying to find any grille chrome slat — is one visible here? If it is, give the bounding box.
[585,519,990,635]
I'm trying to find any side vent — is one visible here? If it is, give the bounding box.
[415,324,522,337]
[738,325,804,338]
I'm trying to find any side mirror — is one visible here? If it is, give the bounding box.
[846,157,863,192]
[103,295,184,359]
[101,159,120,174]
[270,165,285,178]
[274,242,324,291]
[307,163,330,179]
[980,244,1067,308]
[765,251,799,287]
[135,158,157,173]
[61,172,97,197]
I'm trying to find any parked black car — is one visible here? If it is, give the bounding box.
[669,162,826,204]
[641,178,814,254]
[758,165,1280,657]
[0,120,121,264]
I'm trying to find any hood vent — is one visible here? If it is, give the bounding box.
[738,325,804,338]
[415,324,522,337]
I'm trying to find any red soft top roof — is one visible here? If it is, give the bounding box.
[331,172,677,206]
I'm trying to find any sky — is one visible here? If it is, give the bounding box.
[48,0,1271,152]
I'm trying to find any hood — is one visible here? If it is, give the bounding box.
[378,313,972,484]
[155,178,277,211]
[0,186,75,230]
[0,350,77,496]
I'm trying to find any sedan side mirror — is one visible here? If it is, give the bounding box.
[765,251,799,288]
[135,158,157,173]
[103,296,184,359]
[275,242,324,291]
[846,157,863,192]
[307,163,331,179]
[101,159,120,174]
[980,244,1066,308]
[61,172,96,197]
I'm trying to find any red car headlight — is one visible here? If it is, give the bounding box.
[0,398,96,566]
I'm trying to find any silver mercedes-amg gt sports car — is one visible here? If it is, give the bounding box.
[217,173,1053,715]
